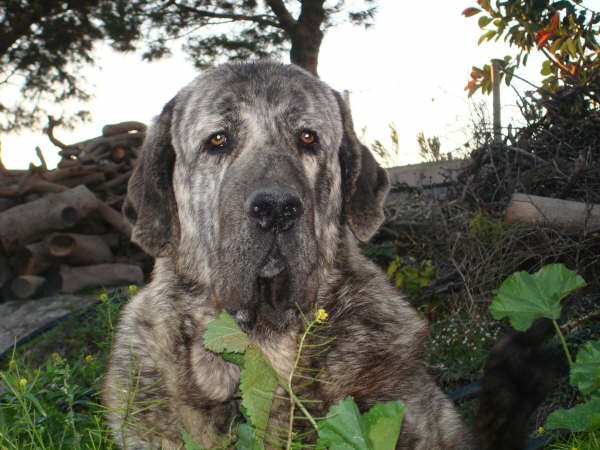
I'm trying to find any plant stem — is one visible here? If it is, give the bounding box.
[552,319,573,366]
[286,319,319,449]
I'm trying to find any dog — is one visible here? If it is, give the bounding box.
[102,62,473,449]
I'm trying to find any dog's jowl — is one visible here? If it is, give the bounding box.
[103,62,473,449]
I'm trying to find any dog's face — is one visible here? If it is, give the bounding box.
[123,63,389,334]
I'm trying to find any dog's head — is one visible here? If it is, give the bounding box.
[124,62,388,333]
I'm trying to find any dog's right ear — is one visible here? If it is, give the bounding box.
[123,98,180,257]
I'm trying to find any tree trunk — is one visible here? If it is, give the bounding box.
[290,25,323,75]
[289,1,325,75]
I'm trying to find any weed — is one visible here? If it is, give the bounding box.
[0,288,127,449]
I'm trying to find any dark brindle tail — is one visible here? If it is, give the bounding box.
[475,318,568,450]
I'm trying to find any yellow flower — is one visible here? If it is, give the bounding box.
[51,353,60,359]
[99,293,109,301]
[537,427,545,435]
[85,355,94,363]
[316,308,328,324]
[128,285,138,294]
[18,378,27,389]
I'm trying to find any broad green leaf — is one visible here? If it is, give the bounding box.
[490,264,585,331]
[546,399,600,432]
[317,397,372,450]
[362,401,405,450]
[181,429,203,450]
[571,340,600,395]
[240,346,278,440]
[203,310,251,353]
[221,351,246,367]
[236,423,265,450]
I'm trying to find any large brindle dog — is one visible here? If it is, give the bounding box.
[103,62,475,448]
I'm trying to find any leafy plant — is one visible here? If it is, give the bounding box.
[463,0,600,96]
[490,264,600,439]
[468,211,504,244]
[387,256,437,295]
[201,309,405,449]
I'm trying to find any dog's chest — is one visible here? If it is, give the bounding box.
[256,330,299,383]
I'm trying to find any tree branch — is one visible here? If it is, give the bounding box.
[265,0,297,31]
[45,116,69,150]
[173,3,280,28]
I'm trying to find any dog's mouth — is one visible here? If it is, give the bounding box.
[256,245,290,310]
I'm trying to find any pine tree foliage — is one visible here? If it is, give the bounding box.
[0,0,377,132]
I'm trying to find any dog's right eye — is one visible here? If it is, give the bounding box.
[207,132,228,151]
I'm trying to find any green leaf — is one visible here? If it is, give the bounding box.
[571,340,600,395]
[222,351,246,367]
[236,423,265,450]
[478,30,496,45]
[23,392,47,417]
[490,264,586,331]
[478,16,493,28]
[546,399,600,432]
[182,429,203,450]
[203,310,251,353]
[317,397,372,450]
[240,346,278,440]
[362,401,405,450]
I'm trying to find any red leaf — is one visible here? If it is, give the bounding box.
[462,7,481,17]
[464,79,477,91]
[535,29,553,48]
[550,12,559,31]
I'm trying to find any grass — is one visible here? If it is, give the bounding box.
[0,288,125,449]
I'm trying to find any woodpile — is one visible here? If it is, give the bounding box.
[0,120,150,299]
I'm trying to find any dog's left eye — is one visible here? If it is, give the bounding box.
[298,130,318,147]
[207,132,228,150]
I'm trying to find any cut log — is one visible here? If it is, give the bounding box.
[0,246,10,287]
[0,185,100,251]
[102,121,147,137]
[96,202,132,237]
[505,193,600,234]
[0,176,68,197]
[48,232,113,264]
[59,172,106,188]
[47,263,143,294]
[12,242,53,275]
[11,275,46,299]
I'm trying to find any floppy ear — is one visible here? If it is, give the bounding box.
[122,98,180,257]
[334,91,390,242]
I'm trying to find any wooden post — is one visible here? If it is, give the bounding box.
[491,59,502,143]
[343,90,351,109]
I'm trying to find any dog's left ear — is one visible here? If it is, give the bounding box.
[122,97,180,257]
[334,91,390,242]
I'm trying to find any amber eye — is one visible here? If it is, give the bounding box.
[208,132,228,149]
[299,130,317,146]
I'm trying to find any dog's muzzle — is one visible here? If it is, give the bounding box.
[247,187,304,233]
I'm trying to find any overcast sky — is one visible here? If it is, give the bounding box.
[1,1,549,169]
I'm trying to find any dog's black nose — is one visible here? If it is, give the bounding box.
[248,190,303,232]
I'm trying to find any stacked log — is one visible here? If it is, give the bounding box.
[0,121,150,299]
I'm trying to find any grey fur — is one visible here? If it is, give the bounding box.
[103,62,473,449]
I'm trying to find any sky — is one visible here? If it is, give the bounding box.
[1,1,550,169]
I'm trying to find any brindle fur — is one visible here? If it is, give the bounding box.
[102,62,473,449]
